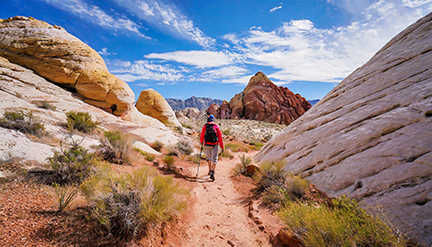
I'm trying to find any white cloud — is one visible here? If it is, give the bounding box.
[144,51,240,68]
[224,0,432,83]
[111,0,215,48]
[107,59,183,82]
[98,48,117,56]
[270,6,283,12]
[42,0,148,37]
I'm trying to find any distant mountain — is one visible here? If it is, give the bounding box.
[308,99,320,105]
[166,96,224,111]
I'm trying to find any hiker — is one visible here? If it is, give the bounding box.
[200,114,224,180]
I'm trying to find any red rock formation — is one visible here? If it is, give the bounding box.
[229,72,311,125]
[207,103,220,118]
[219,100,231,119]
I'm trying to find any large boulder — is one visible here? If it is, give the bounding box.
[256,12,432,245]
[135,89,181,127]
[229,72,311,125]
[0,16,134,116]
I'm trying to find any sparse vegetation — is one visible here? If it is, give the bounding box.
[220,148,234,159]
[0,109,46,136]
[174,126,183,134]
[233,155,252,176]
[80,166,188,240]
[182,123,192,129]
[222,129,231,135]
[51,183,78,212]
[278,196,406,247]
[39,101,56,111]
[47,137,97,185]
[151,140,164,152]
[250,141,264,150]
[146,153,155,162]
[99,131,132,165]
[162,155,175,170]
[176,140,193,155]
[66,111,99,133]
[225,143,240,152]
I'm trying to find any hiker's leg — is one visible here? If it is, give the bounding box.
[204,146,213,172]
[211,145,218,171]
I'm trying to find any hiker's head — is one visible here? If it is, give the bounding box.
[207,115,214,122]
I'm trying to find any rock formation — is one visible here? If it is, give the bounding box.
[0,16,134,116]
[135,89,181,127]
[0,55,183,165]
[232,72,311,125]
[167,96,224,111]
[256,12,432,245]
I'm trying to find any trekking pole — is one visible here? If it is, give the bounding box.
[196,143,203,178]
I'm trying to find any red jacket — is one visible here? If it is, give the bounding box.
[200,122,224,149]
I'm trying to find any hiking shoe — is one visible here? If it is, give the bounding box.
[208,170,212,175]
[209,170,215,180]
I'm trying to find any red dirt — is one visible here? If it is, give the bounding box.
[0,150,285,246]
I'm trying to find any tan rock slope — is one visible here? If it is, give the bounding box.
[256,12,432,245]
[0,16,134,116]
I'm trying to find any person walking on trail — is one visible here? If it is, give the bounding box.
[200,114,224,180]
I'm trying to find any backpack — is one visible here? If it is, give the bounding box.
[204,123,218,146]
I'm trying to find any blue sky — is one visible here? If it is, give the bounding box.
[1,0,431,101]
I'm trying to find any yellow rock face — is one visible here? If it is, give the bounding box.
[0,16,134,116]
[136,89,181,127]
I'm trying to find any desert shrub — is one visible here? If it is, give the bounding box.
[285,173,309,199]
[220,148,234,159]
[151,140,164,152]
[162,155,175,170]
[222,129,231,135]
[146,153,155,162]
[254,162,287,191]
[0,110,46,136]
[47,138,97,185]
[51,183,78,212]
[40,101,56,111]
[174,126,183,134]
[278,196,405,247]
[251,141,264,150]
[99,131,132,165]
[225,143,240,152]
[189,153,201,164]
[182,124,192,129]
[66,111,98,133]
[176,140,193,155]
[233,155,252,176]
[80,166,188,240]
[133,147,146,156]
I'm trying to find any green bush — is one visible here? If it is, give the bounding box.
[254,162,287,192]
[80,166,188,240]
[0,110,46,136]
[220,148,234,159]
[66,111,98,133]
[278,196,405,247]
[182,124,192,129]
[162,155,175,170]
[39,101,56,111]
[151,140,164,152]
[233,155,252,176]
[47,139,97,185]
[174,126,183,134]
[146,153,155,162]
[99,131,132,165]
[251,142,264,150]
[51,183,78,212]
[176,140,193,155]
[222,129,231,135]
[225,143,240,152]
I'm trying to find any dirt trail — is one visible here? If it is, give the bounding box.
[181,152,277,247]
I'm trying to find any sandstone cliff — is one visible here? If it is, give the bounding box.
[256,12,432,245]
[209,72,311,125]
[0,16,134,116]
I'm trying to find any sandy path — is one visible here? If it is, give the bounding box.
[182,152,273,247]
